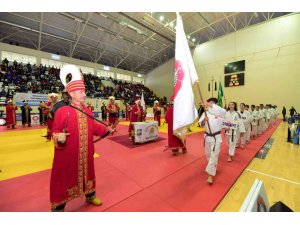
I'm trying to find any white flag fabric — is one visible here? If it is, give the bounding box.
[173,12,199,143]
[141,91,146,111]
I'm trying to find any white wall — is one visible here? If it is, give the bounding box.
[145,13,300,113]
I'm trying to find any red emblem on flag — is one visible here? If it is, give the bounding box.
[174,60,184,99]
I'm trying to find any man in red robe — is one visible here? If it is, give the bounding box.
[50,65,113,212]
[165,96,186,155]
[125,103,131,121]
[153,100,161,126]
[128,98,143,139]
[5,99,18,129]
[107,96,118,127]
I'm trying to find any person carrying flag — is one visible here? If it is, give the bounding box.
[199,98,226,184]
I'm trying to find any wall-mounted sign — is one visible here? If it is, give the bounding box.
[224,73,245,87]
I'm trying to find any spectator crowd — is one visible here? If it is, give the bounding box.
[0,58,167,107]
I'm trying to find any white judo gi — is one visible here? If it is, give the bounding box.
[237,110,251,147]
[250,109,259,138]
[224,110,245,157]
[199,104,226,176]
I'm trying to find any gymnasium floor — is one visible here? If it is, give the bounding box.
[0,119,298,212]
[215,121,300,211]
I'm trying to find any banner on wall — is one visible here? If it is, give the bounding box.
[15,93,48,106]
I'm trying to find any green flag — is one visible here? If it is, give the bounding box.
[217,80,224,107]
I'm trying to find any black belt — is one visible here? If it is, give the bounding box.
[204,131,221,152]
[225,129,235,142]
[205,131,221,137]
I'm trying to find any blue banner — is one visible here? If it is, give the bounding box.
[15,93,48,106]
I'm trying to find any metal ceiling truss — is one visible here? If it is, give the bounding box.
[0,12,293,74]
[37,12,43,50]
[0,14,161,69]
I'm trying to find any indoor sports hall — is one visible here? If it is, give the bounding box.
[0,10,299,217]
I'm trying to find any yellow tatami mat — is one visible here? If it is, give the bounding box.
[0,128,54,181]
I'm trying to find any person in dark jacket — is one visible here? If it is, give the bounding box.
[21,100,32,127]
[282,106,286,121]
[289,106,297,117]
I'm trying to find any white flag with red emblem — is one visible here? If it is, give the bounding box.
[173,12,199,143]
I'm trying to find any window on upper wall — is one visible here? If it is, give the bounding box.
[132,77,144,84]
[97,69,115,78]
[41,58,65,68]
[2,51,37,65]
[77,65,94,74]
[116,73,131,81]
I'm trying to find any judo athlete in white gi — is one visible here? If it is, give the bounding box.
[265,104,271,129]
[258,104,266,135]
[245,104,251,143]
[252,105,260,138]
[237,103,251,148]
[250,105,259,139]
[199,97,226,184]
[274,105,279,124]
[269,105,275,126]
[224,102,244,162]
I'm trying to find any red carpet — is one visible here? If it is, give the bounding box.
[107,134,166,149]
[0,120,281,212]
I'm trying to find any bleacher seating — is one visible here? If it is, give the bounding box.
[0,59,167,106]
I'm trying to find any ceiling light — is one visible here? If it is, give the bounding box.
[169,22,174,27]
[51,54,60,60]
[187,35,190,39]
[192,38,196,42]
[103,65,110,71]
[137,74,142,77]
[100,13,107,18]
[97,27,104,31]
[75,18,83,23]
[159,16,164,21]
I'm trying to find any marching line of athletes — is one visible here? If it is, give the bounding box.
[199,98,279,184]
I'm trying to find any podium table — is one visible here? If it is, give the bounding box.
[131,121,159,144]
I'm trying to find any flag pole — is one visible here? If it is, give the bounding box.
[195,81,214,136]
